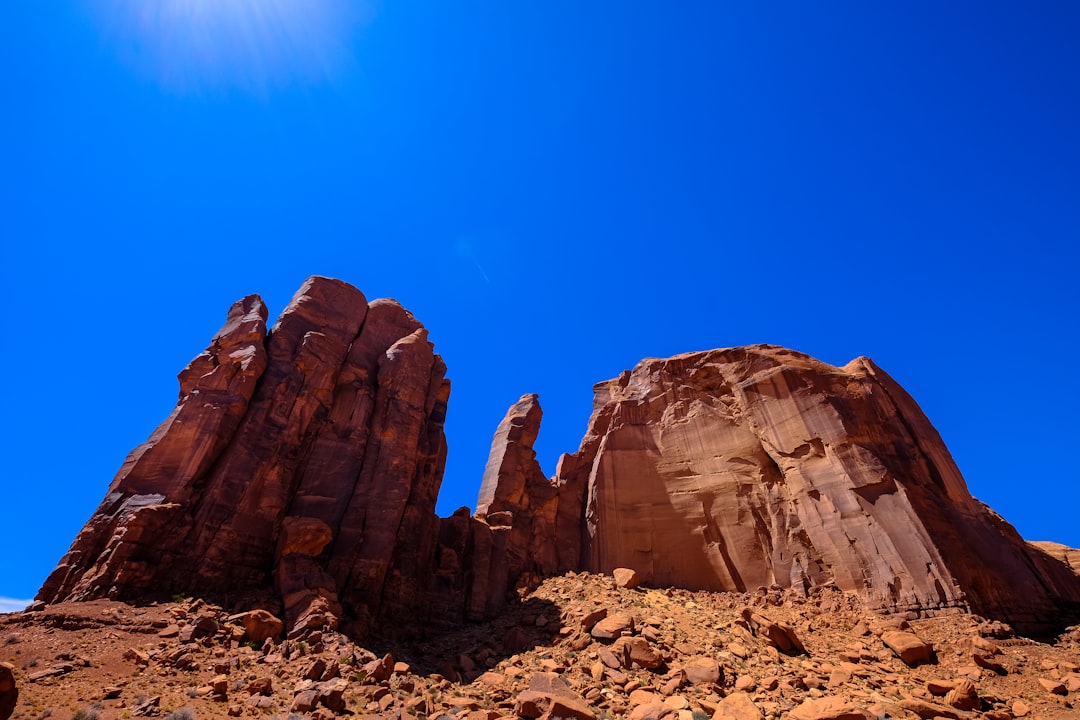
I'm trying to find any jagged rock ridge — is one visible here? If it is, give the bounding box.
[39,278,1080,638]
[38,277,450,637]
[468,347,1080,634]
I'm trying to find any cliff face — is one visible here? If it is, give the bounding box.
[38,277,450,637]
[513,346,1080,632]
[38,279,1080,638]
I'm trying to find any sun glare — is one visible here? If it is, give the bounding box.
[93,0,371,92]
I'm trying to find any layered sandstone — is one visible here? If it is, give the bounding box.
[538,346,1080,631]
[38,277,450,637]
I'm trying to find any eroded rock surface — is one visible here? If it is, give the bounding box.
[0,662,16,720]
[38,277,450,638]
[1030,541,1080,576]
[38,283,1080,638]
[545,346,1080,632]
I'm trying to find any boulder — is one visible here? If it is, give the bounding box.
[1038,677,1067,695]
[230,610,283,644]
[944,678,980,710]
[681,656,722,686]
[515,672,595,720]
[362,653,394,683]
[591,613,634,639]
[742,609,805,654]
[789,697,871,720]
[897,698,959,719]
[712,692,763,720]
[291,690,319,713]
[0,663,16,720]
[612,636,664,669]
[881,631,933,667]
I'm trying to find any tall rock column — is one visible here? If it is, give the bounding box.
[448,394,581,620]
[38,293,269,602]
[38,277,451,640]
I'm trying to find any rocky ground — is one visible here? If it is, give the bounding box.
[2,571,1079,720]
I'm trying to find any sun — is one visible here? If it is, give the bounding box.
[90,0,371,92]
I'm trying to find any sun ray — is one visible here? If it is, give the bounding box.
[89,0,373,93]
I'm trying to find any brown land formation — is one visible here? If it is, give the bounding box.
[11,275,1080,719]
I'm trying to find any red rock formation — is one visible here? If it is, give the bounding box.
[0,662,16,720]
[1029,541,1080,576]
[37,292,270,603]
[432,393,599,623]
[39,280,1080,637]
[472,396,560,606]
[546,345,1080,632]
[38,277,450,638]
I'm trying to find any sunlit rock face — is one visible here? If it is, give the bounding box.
[38,277,450,638]
[38,280,1080,638]
[547,346,1080,632]
[1030,541,1080,577]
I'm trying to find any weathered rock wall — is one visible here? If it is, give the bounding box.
[529,346,1080,632]
[38,277,450,637]
[39,280,1080,638]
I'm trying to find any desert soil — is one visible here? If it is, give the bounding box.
[2,572,1079,720]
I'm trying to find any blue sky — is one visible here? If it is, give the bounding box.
[1,2,1078,606]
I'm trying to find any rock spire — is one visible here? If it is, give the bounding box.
[38,281,1080,637]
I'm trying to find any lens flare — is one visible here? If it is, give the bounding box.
[91,0,372,92]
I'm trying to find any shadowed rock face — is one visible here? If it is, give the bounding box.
[0,662,16,720]
[38,280,1080,638]
[38,277,450,637]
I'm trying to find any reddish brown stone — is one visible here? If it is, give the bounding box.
[944,678,979,710]
[881,631,933,667]
[515,672,596,720]
[465,394,563,619]
[789,697,871,720]
[612,636,664,669]
[37,277,450,641]
[36,293,1080,641]
[682,656,721,686]
[713,692,763,720]
[550,346,1080,634]
[38,293,269,603]
[0,662,16,720]
[742,609,805,654]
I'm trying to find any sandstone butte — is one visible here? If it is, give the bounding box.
[36,276,1080,642]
